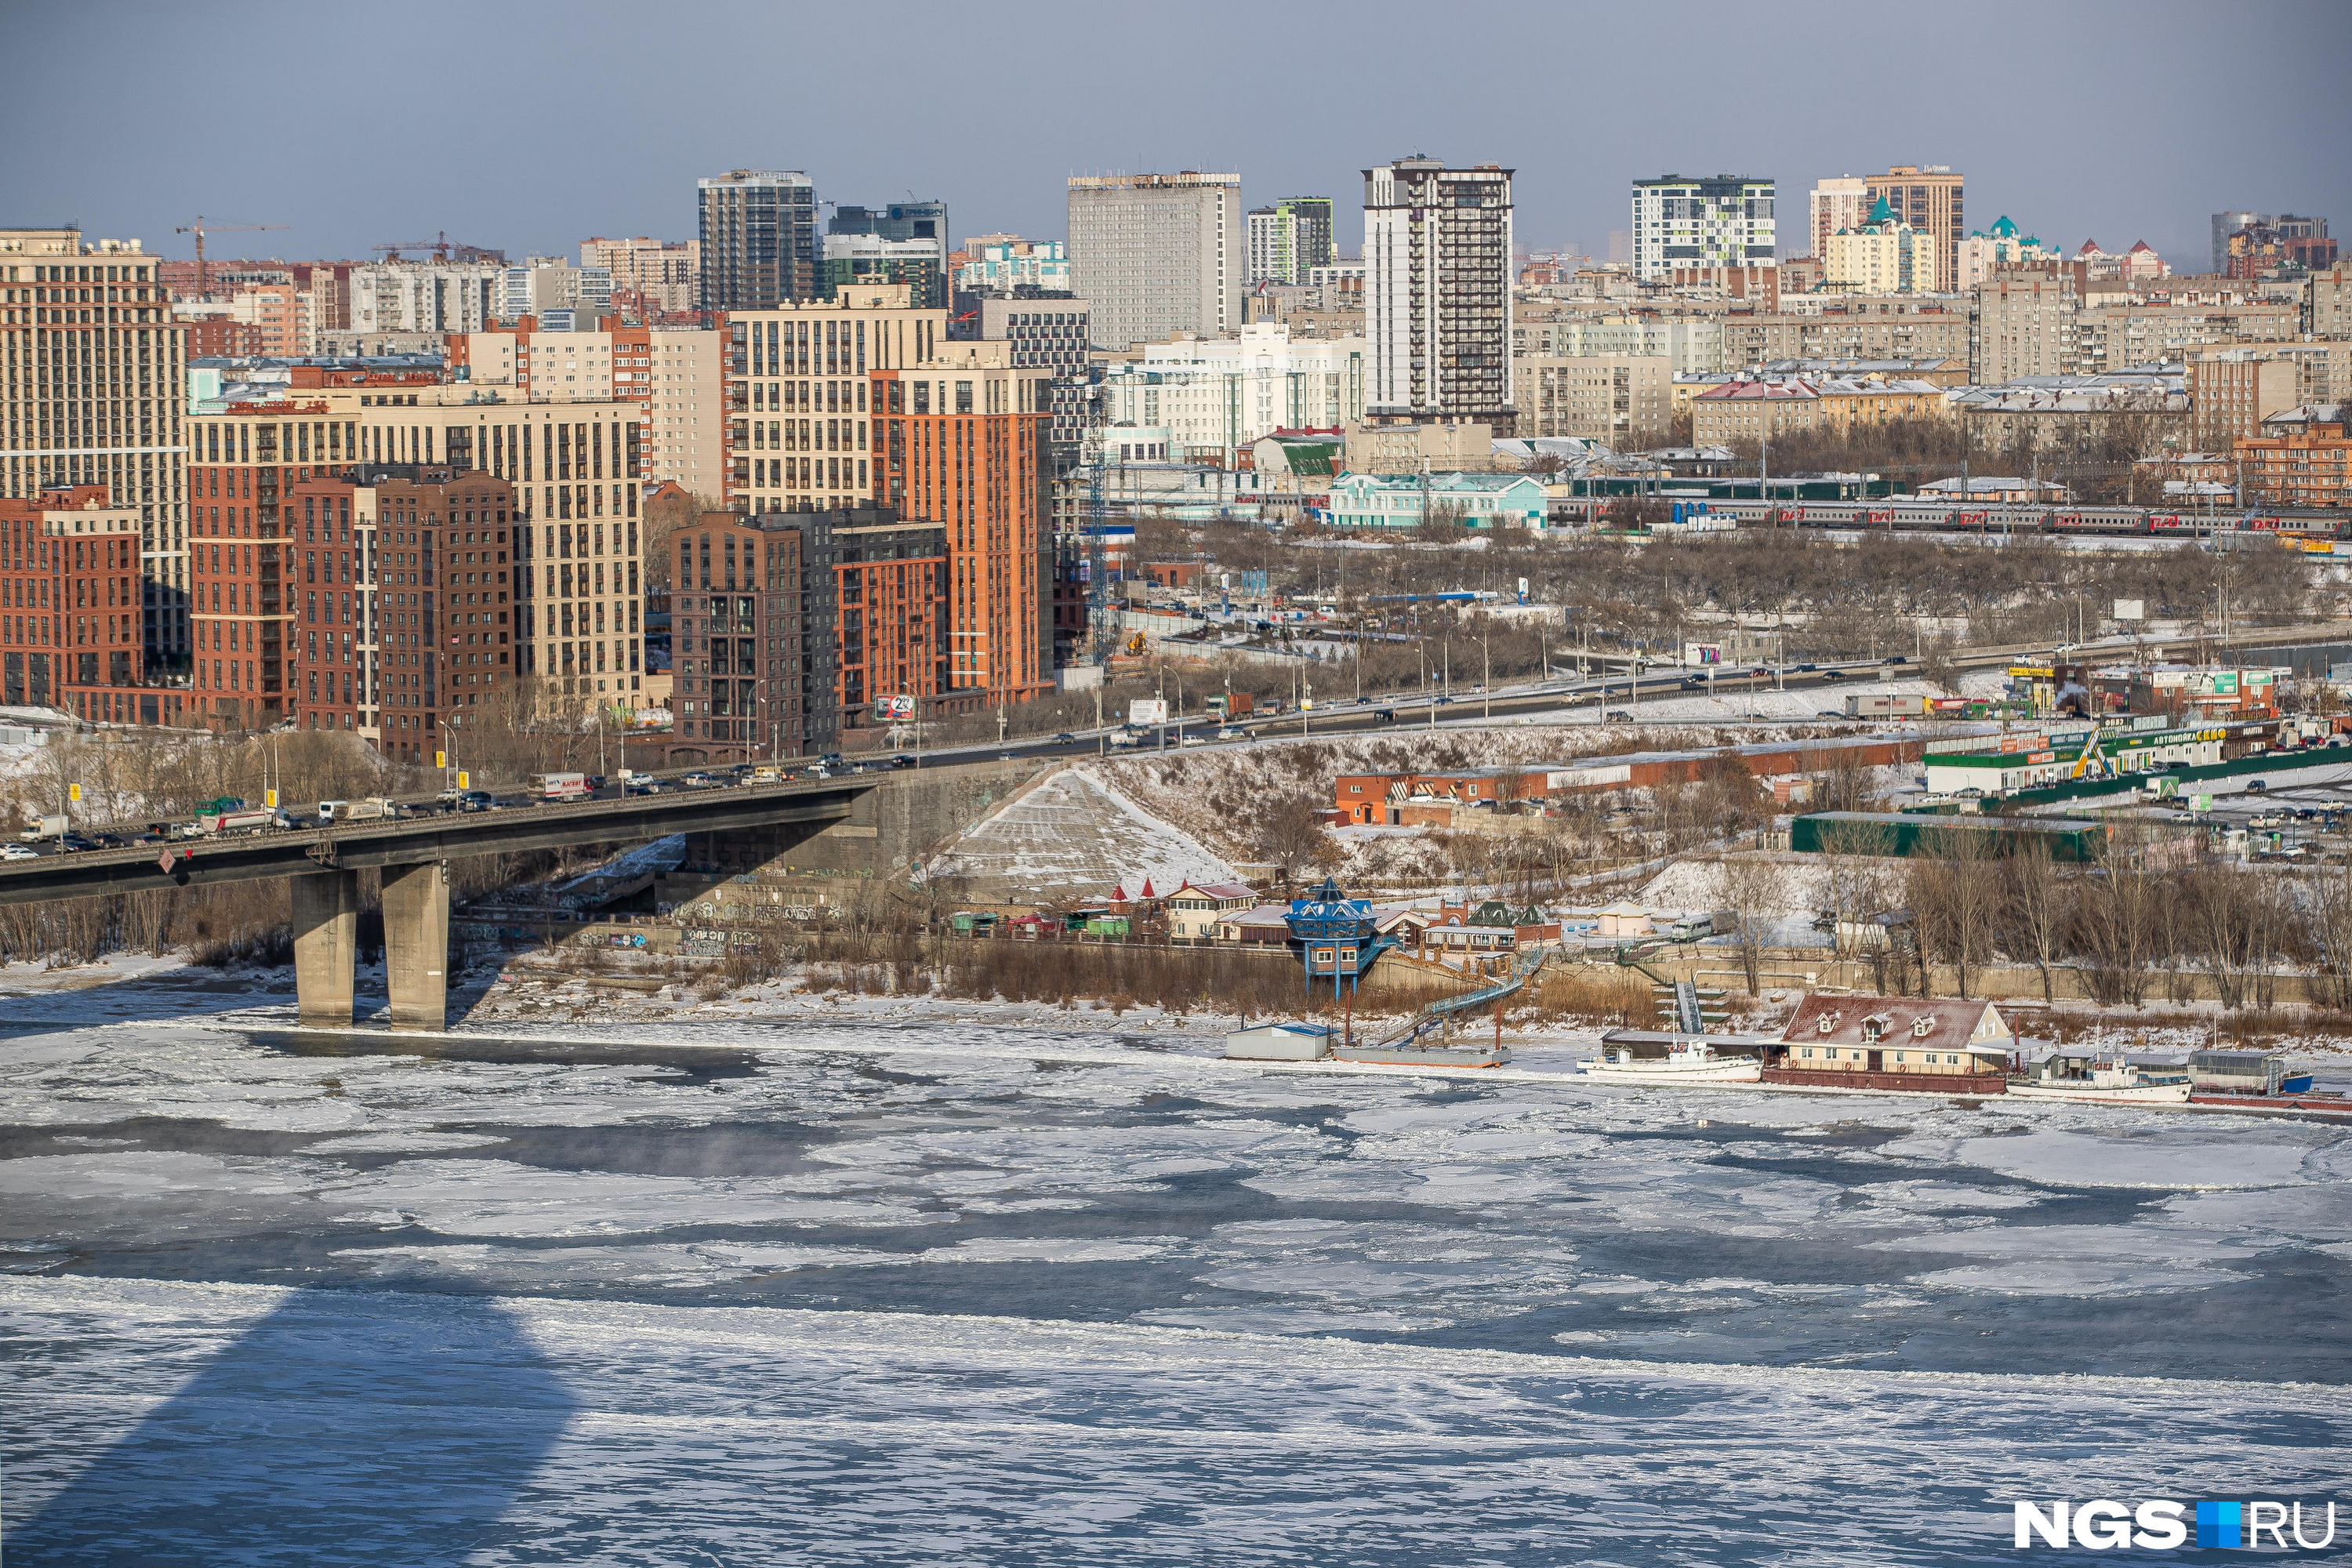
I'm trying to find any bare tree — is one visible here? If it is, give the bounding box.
[1718,855,1787,996]
[1253,791,1340,893]
[1905,826,2002,999]
[2073,825,2158,1005]
[2305,851,2352,1010]
[2002,836,2068,1004]
[1818,818,1896,960]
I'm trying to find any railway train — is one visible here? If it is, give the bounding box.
[1554,496,2350,539]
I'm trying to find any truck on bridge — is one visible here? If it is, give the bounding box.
[199,805,292,836]
[318,797,402,824]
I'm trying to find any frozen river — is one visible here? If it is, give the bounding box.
[3,967,2350,1564]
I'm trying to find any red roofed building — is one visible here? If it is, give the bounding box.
[1690,379,1821,448]
[1769,993,2012,1092]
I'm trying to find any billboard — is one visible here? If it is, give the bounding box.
[2114,599,2145,621]
[874,695,915,720]
[1128,699,1168,728]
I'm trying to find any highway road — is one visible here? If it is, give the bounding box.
[14,616,2347,860]
[913,616,2352,769]
[0,775,876,904]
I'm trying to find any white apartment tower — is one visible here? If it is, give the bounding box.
[1363,157,1515,428]
[1065,172,1241,350]
[1629,175,1777,283]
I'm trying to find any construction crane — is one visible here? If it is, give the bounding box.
[173,216,287,299]
[372,231,488,263]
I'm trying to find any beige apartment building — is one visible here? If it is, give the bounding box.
[187,385,648,712]
[1690,380,1822,446]
[1826,213,1919,294]
[1515,354,1671,447]
[455,321,729,502]
[723,285,949,514]
[2187,351,2300,450]
[579,237,699,314]
[1341,419,1497,472]
[2307,267,2351,339]
[0,227,191,664]
[1971,270,2078,383]
[648,328,725,501]
[2072,298,2299,375]
[1719,303,1971,369]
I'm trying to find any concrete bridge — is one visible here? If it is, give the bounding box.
[0,779,878,1028]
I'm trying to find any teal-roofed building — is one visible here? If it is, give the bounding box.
[1327,471,1548,532]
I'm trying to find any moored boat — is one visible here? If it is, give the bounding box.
[2006,1052,2192,1105]
[1579,1038,1762,1084]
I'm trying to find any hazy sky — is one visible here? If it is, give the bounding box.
[14,0,2350,274]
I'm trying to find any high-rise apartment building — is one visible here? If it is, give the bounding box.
[723,286,949,515]
[273,467,517,753]
[667,503,949,758]
[1630,176,1776,283]
[1247,198,1335,285]
[185,381,644,726]
[1808,177,1870,262]
[824,201,949,310]
[698,170,818,313]
[647,328,726,499]
[0,227,191,671]
[872,345,1053,706]
[1861,165,1963,293]
[1514,355,1671,448]
[2187,350,2299,451]
[579,237,699,315]
[495,259,613,325]
[1971,267,2078,384]
[0,485,153,722]
[1066,172,1242,350]
[977,297,1092,471]
[349,260,503,335]
[1364,158,1516,428]
[2213,211,2268,275]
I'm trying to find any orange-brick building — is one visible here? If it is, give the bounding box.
[870,343,1053,710]
[2234,408,2350,509]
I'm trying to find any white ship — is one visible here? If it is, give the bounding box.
[1579,1038,1762,1084]
[2005,1053,2193,1105]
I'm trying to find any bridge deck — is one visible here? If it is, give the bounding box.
[0,779,877,905]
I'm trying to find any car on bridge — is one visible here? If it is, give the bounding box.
[0,844,36,862]
[678,771,720,789]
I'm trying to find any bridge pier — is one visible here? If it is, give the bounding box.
[382,861,450,1029]
[290,869,360,1025]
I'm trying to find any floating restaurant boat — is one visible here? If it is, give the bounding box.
[1579,1036,1762,1084]
[2005,1052,2193,1105]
